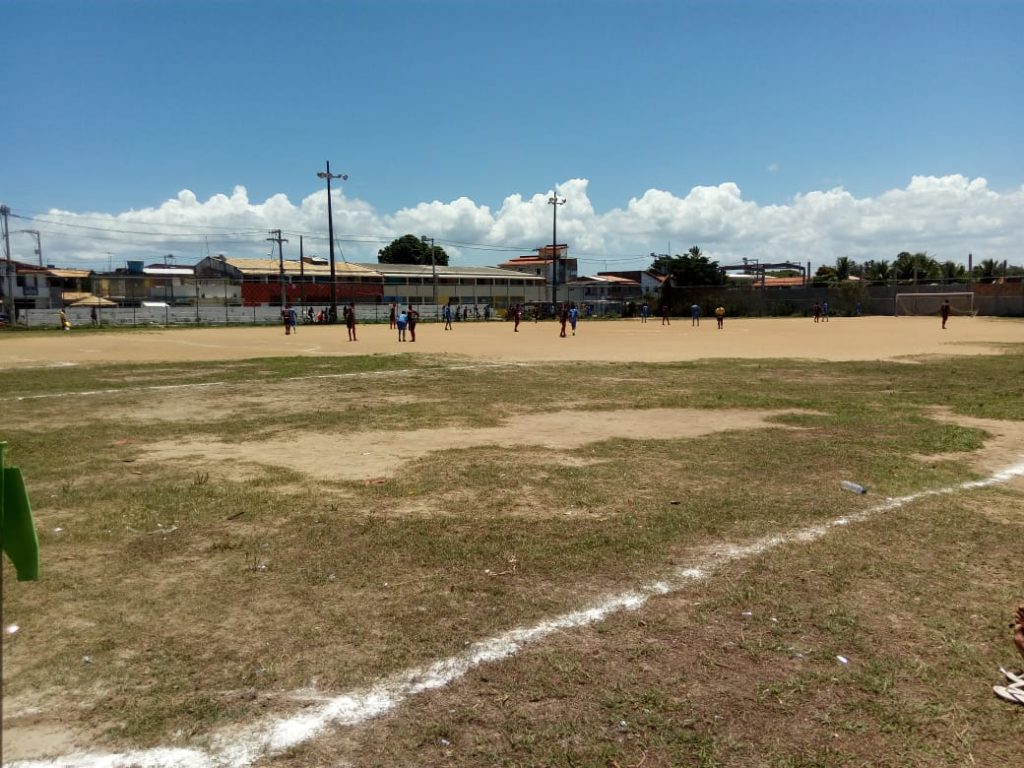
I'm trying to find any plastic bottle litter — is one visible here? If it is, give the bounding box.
[840,481,867,495]
[836,655,849,665]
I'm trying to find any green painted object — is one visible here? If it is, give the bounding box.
[1,442,39,581]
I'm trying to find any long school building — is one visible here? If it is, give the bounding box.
[194,255,548,310]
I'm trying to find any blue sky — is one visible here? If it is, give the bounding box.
[5,0,1022,272]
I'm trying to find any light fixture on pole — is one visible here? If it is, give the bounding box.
[15,230,43,267]
[420,235,437,308]
[317,161,348,322]
[548,193,565,305]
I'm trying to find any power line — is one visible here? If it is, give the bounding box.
[9,208,270,234]
[10,216,266,239]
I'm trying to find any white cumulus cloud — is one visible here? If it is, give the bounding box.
[10,174,1023,274]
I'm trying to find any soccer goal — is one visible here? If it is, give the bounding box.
[894,292,975,317]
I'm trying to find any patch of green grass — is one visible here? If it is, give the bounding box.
[2,348,1023,759]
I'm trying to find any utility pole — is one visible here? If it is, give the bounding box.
[421,235,437,308]
[15,230,42,267]
[1,205,13,319]
[317,161,348,322]
[548,192,565,305]
[267,229,289,309]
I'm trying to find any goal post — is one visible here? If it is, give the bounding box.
[894,292,975,317]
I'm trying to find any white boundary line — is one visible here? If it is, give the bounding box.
[8,460,1024,768]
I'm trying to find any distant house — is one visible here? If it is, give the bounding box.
[498,245,577,286]
[91,260,207,307]
[2,261,62,313]
[595,270,665,295]
[565,274,643,304]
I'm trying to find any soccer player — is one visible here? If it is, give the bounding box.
[940,299,951,329]
[715,305,725,329]
[407,306,419,342]
[396,308,408,341]
[344,303,357,341]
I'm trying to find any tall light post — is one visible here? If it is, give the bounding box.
[548,193,565,305]
[1,204,13,319]
[317,161,348,321]
[420,235,437,309]
[15,230,43,267]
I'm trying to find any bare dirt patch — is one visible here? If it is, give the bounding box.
[2,316,1021,369]
[136,407,807,483]
[914,407,1024,498]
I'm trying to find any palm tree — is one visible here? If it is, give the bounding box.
[940,260,966,284]
[835,256,854,281]
[894,251,940,282]
[973,258,1000,283]
[863,260,891,282]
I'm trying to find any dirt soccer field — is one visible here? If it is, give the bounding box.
[1,315,1023,368]
[2,316,1023,767]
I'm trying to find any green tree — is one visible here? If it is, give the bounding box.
[863,260,891,281]
[650,246,724,287]
[940,260,967,283]
[894,251,940,282]
[377,234,449,266]
[972,258,1001,283]
[814,265,838,284]
[834,256,856,281]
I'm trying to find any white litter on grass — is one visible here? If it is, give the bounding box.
[8,460,1024,768]
[5,624,19,635]
[4,362,522,403]
[836,655,850,665]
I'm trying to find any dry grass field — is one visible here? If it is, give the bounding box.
[2,316,1023,767]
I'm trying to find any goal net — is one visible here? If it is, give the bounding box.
[894,292,975,317]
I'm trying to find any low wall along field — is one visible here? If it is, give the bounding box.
[2,316,1023,767]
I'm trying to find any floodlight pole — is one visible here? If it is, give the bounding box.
[421,235,437,309]
[317,161,348,322]
[548,193,565,305]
